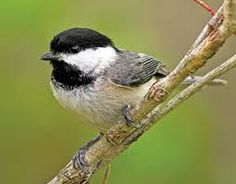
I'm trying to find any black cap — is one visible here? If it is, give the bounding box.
[50,28,114,54]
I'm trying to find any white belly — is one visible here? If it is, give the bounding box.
[51,77,156,131]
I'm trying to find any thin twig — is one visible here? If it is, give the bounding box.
[194,0,216,16]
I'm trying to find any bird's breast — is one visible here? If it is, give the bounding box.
[50,77,156,131]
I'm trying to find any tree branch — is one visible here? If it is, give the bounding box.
[187,5,224,54]
[137,53,236,134]
[47,1,236,183]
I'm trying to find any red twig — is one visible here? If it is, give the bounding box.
[194,0,216,16]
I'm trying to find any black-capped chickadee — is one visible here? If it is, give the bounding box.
[41,28,222,132]
[41,28,169,132]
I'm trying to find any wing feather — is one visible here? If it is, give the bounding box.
[106,50,167,87]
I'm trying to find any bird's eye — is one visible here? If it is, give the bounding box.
[71,45,81,53]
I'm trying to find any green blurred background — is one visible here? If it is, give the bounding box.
[0,0,235,183]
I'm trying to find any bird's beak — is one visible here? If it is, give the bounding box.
[41,52,60,61]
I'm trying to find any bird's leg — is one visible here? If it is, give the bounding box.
[73,133,103,173]
[123,105,142,129]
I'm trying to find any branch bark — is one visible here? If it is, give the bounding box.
[47,1,236,183]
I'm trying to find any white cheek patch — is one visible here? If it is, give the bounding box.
[61,46,117,74]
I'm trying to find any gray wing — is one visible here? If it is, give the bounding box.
[106,50,168,87]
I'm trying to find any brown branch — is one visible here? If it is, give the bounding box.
[47,1,236,183]
[187,5,224,55]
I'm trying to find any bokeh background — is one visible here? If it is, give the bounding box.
[0,0,235,184]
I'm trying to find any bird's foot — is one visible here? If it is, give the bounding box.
[73,135,102,173]
[123,105,142,129]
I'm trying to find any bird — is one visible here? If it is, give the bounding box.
[41,27,170,131]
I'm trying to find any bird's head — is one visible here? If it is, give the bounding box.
[41,28,118,74]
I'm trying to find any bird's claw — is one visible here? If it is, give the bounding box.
[123,105,141,129]
[73,135,102,173]
[73,148,90,173]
